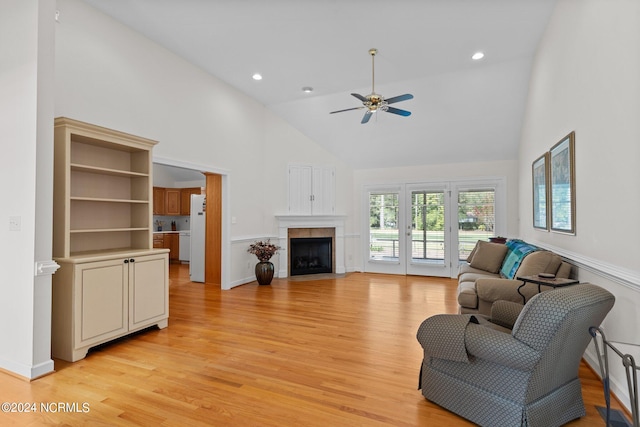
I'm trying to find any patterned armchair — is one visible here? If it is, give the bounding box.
[416,283,615,427]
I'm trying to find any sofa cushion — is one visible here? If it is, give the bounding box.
[459,271,498,285]
[458,263,492,277]
[516,251,562,277]
[556,262,572,278]
[466,241,479,262]
[469,241,508,274]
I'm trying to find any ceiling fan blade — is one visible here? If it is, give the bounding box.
[351,93,368,102]
[386,106,411,117]
[385,94,414,104]
[361,111,373,124]
[330,106,365,114]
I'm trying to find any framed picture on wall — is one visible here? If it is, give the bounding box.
[549,131,576,234]
[532,153,549,230]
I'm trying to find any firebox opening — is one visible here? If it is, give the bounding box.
[290,237,332,276]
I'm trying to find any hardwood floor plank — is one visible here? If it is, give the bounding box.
[0,265,626,426]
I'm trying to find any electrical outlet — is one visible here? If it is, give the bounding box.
[9,216,21,231]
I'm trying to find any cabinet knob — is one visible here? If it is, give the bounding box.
[124,259,129,264]
[130,258,135,263]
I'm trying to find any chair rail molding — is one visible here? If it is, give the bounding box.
[532,241,640,292]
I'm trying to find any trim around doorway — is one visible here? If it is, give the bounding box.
[153,155,232,290]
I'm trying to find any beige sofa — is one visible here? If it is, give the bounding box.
[458,240,573,316]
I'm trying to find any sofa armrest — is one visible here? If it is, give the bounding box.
[464,323,540,371]
[475,278,533,304]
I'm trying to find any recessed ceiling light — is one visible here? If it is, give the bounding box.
[302,86,313,93]
[472,52,485,60]
[252,73,263,81]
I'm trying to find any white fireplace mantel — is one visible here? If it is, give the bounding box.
[275,215,346,278]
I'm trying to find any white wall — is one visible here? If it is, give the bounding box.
[519,0,640,410]
[0,0,56,379]
[54,0,354,287]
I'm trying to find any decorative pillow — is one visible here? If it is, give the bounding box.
[469,240,508,274]
[466,241,480,262]
[499,239,540,279]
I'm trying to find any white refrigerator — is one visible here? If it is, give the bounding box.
[190,194,206,282]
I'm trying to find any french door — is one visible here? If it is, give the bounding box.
[365,186,406,275]
[405,184,451,277]
[364,180,503,277]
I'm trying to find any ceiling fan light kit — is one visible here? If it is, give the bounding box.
[330,48,413,124]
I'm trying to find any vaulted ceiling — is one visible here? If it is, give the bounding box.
[81,0,557,169]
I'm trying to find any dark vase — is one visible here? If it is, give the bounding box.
[255,261,274,285]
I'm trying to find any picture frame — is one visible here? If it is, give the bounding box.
[532,152,549,230]
[549,131,576,234]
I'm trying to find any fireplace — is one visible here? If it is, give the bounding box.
[276,215,346,278]
[290,237,332,276]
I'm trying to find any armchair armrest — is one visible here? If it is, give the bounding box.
[464,323,540,371]
[491,300,524,329]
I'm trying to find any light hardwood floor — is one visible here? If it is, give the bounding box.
[0,265,625,426]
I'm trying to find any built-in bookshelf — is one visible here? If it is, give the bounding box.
[53,118,157,258]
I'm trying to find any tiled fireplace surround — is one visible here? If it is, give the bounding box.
[276,215,346,278]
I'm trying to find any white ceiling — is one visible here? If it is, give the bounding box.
[81,0,557,169]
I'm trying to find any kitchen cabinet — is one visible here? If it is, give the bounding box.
[166,233,179,262]
[153,233,179,262]
[288,164,335,215]
[153,234,164,248]
[180,187,202,216]
[165,188,181,215]
[153,187,166,215]
[52,118,169,362]
[153,186,202,216]
[52,252,169,362]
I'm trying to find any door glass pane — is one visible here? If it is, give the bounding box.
[369,193,399,260]
[458,189,495,260]
[410,190,445,263]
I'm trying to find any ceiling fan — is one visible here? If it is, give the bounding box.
[330,48,413,124]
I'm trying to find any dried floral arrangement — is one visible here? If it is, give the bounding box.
[247,239,281,262]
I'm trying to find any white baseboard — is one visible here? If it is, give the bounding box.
[0,358,54,380]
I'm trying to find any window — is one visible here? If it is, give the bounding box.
[369,192,400,260]
[457,189,496,261]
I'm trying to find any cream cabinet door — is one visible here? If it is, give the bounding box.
[312,166,335,215]
[129,253,169,329]
[288,164,335,215]
[288,164,313,214]
[74,259,128,348]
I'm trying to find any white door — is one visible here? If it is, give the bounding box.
[364,184,451,277]
[364,186,406,275]
[405,184,451,277]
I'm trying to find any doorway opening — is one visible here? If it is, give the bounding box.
[153,157,230,289]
